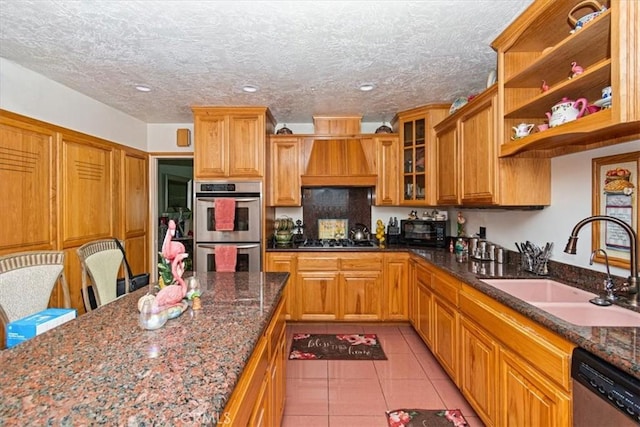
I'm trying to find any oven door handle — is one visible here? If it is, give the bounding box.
[198,243,260,250]
[196,197,260,203]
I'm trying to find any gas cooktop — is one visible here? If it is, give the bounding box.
[297,239,378,249]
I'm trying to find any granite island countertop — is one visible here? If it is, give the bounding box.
[268,243,640,380]
[0,272,289,426]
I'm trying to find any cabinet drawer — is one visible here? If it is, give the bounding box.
[459,288,572,391]
[432,270,459,307]
[297,255,339,271]
[266,298,286,359]
[340,254,383,270]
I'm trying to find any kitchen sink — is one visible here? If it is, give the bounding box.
[480,279,597,302]
[531,302,640,327]
[481,279,640,327]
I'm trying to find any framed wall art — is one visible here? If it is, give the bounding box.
[591,151,639,269]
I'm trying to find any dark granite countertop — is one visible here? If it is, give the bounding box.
[0,272,289,426]
[411,248,640,381]
[268,244,640,380]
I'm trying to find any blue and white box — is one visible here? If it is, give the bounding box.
[6,308,77,348]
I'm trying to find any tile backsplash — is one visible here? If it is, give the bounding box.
[302,187,372,239]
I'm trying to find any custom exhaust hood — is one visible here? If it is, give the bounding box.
[301,138,377,186]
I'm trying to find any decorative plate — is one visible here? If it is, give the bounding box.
[449,96,469,114]
[593,98,612,108]
[486,69,497,88]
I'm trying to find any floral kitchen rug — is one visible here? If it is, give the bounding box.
[288,333,387,360]
[386,409,469,427]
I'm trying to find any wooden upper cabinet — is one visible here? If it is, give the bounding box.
[435,119,459,205]
[435,86,551,207]
[459,88,498,205]
[392,105,449,206]
[192,107,275,179]
[374,135,400,205]
[0,116,56,253]
[493,0,639,157]
[266,136,302,206]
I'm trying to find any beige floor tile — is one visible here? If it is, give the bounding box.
[282,415,329,427]
[431,378,479,419]
[379,378,445,410]
[285,378,329,416]
[328,378,387,416]
[374,352,427,379]
[328,415,389,426]
[328,360,377,378]
[287,359,328,378]
[414,350,450,379]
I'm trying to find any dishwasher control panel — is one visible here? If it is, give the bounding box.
[573,348,640,423]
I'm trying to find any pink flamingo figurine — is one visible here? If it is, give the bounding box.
[570,61,584,79]
[162,220,185,262]
[154,253,188,310]
[541,80,549,92]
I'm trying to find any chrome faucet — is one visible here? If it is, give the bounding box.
[589,248,615,305]
[564,215,638,306]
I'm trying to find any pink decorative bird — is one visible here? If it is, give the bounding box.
[541,80,549,92]
[154,253,188,310]
[570,61,584,79]
[162,220,185,262]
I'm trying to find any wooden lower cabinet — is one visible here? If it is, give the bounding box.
[383,252,409,320]
[222,295,287,427]
[297,271,340,321]
[264,253,296,320]
[416,275,433,348]
[267,252,406,321]
[459,316,498,426]
[500,349,571,427]
[340,271,382,320]
[410,256,574,427]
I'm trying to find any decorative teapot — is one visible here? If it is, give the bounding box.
[546,97,588,127]
[512,123,535,138]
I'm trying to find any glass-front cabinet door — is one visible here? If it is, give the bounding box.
[403,118,426,202]
[393,105,449,206]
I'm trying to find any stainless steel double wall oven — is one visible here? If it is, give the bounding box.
[194,181,262,272]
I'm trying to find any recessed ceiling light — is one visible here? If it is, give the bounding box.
[242,85,258,93]
[359,83,375,92]
[135,85,151,92]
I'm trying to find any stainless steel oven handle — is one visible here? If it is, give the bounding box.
[197,243,260,250]
[196,197,260,203]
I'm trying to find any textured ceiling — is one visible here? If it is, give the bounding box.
[0,0,533,124]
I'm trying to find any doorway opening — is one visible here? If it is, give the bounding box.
[151,156,194,277]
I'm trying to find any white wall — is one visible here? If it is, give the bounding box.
[0,58,147,150]
[456,139,640,277]
[147,123,194,152]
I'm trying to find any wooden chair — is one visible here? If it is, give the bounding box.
[0,250,71,331]
[77,239,130,311]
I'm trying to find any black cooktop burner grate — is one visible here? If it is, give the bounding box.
[300,239,377,248]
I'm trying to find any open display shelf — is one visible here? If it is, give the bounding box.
[493,0,639,157]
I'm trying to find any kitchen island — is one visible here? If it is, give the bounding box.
[0,272,289,426]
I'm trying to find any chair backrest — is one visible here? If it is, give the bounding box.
[76,239,130,311]
[0,250,71,328]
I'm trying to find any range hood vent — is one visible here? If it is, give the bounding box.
[301,138,377,186]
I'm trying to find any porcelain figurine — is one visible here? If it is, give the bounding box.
[570,61,584,79]
[154,220,188,310]
[541,80,549,92]
[546,97,588,127]
[512,123,535,139]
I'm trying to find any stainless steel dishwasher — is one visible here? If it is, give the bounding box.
[572,348,640,426]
